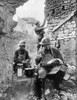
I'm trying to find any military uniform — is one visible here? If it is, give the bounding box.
[34,38,66,99]
[34,22,45,51]
[13,49,30,73]
[13,41,30,74]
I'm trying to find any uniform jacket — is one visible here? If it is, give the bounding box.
[35,47,64,72]
[14,49,30,63]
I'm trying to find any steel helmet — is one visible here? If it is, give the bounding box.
[39,37,51,45]
[19,40,26,46]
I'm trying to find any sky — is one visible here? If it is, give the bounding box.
[13,0,45,24]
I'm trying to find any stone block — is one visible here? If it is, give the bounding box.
[71,31,75,36]
[71,21,76,24]
[72,23,76,28]
[69,27,74,33]
[67,24,73,28]
[64,29,69,34]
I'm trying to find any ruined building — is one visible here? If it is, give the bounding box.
[0,0,76,84]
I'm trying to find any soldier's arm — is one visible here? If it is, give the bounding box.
[22,51,31,64]
[13,50,19,63]
[26,51,31,61]
[52,48,64,64]
[35,54,42,65]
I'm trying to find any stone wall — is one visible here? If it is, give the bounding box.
[55,19,76,64]
[45,0,76,65]
[45,0,76,20]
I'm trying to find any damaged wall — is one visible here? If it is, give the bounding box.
[0,0,29,33]
[0,0,29,85]
[45,0,76,64]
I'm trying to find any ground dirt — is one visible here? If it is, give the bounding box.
[1,78,77,100]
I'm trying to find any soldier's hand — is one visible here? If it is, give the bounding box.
[26,59,30,63]
[22,60,26,63]
[22,60,27,63]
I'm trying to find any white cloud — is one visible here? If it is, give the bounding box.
[13,0,45,24]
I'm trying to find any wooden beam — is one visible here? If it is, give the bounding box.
[52,11,76,33]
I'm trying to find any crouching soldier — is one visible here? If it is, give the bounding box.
[13,40,30,74]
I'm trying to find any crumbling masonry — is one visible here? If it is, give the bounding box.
[45,0,76,65]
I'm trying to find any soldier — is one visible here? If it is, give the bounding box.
[34,18,46,51]
[13,40,30,74]
[34,37,66,100]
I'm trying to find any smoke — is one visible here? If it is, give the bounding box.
[13,0,45,24]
